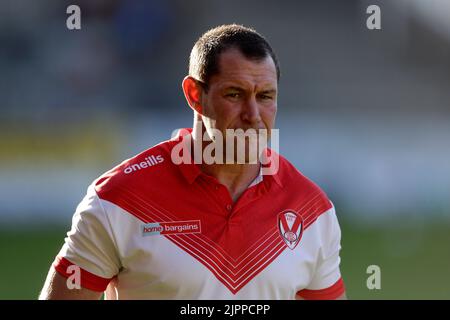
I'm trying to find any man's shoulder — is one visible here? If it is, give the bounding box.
[277,153,325,192]
[93,139,178,195]
[276,152,332,213]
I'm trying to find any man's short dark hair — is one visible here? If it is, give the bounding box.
[189,24,280,90]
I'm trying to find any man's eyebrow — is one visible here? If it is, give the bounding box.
[224,86,245,91]
[259,89,277,94]
[223,86,277,94]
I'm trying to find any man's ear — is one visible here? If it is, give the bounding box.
[182,76,203,115]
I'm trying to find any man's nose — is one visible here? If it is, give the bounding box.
[241,97,261,124]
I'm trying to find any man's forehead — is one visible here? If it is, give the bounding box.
[211,49,277,88]
[218,81,277,92]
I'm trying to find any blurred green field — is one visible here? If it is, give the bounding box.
[339,218,450,299]
[1,218,449,299]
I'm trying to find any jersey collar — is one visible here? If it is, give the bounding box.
[172,128,283,188]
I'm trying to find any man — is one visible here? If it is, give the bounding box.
[40,24,346,299]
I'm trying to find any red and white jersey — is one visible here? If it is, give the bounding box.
[54,130,345,299]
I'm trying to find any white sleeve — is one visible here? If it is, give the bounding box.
[307,203,343,289]
[55,183,121,281]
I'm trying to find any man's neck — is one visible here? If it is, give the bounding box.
[190,123,262,202]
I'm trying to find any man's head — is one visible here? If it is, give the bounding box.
[182,24,280,163]
[188,24,280,90]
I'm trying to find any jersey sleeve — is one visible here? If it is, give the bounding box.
[53,183,121,292]
[297,203,345,300]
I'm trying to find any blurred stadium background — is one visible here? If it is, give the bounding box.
[1,0,449,299]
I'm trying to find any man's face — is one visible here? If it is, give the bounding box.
[199,48,278,162]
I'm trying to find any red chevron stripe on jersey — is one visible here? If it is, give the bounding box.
[95,138,332,294]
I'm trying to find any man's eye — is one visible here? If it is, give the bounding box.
[260,95,273,100]
[226,93,240,98]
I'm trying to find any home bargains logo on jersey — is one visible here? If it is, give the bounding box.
[142,220,201,236]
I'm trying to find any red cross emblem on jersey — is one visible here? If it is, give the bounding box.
[278,210,304,250]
